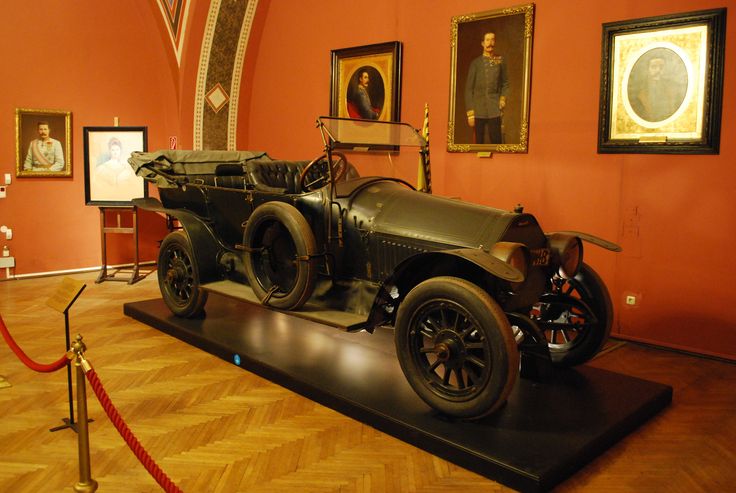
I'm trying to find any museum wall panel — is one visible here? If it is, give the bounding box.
[241,0,735,359]
[0,1,179,276]
[0,0,732,360]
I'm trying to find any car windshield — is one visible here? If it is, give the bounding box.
[318,116,427,148]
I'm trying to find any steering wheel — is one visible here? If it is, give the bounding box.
[299,152,348,192]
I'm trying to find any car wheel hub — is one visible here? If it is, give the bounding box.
[166,258,188,285]
[433,330,466,367]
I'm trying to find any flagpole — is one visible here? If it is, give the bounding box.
[418,103,432,193]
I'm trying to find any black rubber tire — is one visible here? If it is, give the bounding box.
[157,231,208,318]
[243,202,318,310]
[395,276,519,419]
[532,263,613,367]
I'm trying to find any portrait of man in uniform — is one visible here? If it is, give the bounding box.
[16,108,72,177]
[346,66,385,120]
[448,5,534,153]
[330,41,402,129]
[465,32,510,144]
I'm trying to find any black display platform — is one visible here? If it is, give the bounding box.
[124,295,672,492]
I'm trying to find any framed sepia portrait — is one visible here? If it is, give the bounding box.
[330,41,402,125]
[83,126,148,206]
[15,108,72,177]
[598,8,726,154]
[448,4,534,153]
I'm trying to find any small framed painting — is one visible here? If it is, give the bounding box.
[330,41,402,123]
[16,108,72,177]
[83,126,148,205]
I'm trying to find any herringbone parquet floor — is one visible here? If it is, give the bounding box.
[0,272,734,492]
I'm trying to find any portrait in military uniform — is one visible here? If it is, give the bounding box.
[448,5,534,153]
[346,65,385,120]
[16,108,72,177]
[330,42,402,126]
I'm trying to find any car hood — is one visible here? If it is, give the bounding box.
[349,180,537,249]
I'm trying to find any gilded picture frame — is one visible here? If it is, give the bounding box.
[15,108,72,177]
[83,126,148,206]
[330,41,402,124]
[448,4,534,153]
[598,8,726,154]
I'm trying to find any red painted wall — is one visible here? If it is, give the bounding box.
[1,0,732,359]
[241,0,735,359]
[0,1,177,276]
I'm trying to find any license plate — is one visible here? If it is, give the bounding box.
[531,248,550,266]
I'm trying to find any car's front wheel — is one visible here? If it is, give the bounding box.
[395,277,519,419]
[157,231,208,317]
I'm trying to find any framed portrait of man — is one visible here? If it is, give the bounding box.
[448,4,535,153]
[83,126,148,206]
[330,41,402,124]
[598,8,726,154]
[15,108,72,177]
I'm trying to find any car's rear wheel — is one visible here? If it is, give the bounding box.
[158,231,208,317]
[530,263,613,367]
[395,277,519,419]
[243,202,317,310]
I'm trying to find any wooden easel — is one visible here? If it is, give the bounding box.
[95,206,153,284]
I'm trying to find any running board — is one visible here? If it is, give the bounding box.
[201,280,370,332]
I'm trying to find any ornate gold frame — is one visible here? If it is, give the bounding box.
[15,108,72,177]
[448,4,534,153]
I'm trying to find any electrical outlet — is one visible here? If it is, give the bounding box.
[625,295,637,306]
[0,186,6,198]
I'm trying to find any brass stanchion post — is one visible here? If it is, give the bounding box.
[70,334,98,493]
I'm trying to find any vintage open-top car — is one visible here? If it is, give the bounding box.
[130,117,621,419]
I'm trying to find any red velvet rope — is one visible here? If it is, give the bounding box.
[0,314,69,373]
[85,368,183,493]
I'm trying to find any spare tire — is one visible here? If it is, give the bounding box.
[243,202,318,310]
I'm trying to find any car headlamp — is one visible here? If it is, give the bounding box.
[546,233,583,279]
[490,242,529,290]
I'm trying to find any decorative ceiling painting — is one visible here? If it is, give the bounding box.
[156,0,191,65]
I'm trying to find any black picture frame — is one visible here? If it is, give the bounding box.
[330,41,402,131]
[83,126,148,205]
[598,8,726,154]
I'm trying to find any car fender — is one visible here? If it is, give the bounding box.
[133,198,222,282]
[443,248,525,282]
[552,230,622,252]
[385,247,524,289]
[365,248,524,329]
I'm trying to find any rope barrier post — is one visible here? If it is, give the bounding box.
[70,334,98,493]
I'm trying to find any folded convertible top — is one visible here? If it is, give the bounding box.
[129,149,270,187]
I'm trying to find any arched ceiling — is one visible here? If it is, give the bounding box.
[155,0,191,65]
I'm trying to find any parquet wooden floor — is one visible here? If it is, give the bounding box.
[0,273,734,492]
